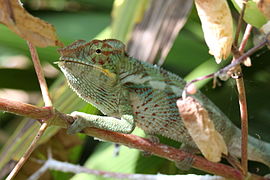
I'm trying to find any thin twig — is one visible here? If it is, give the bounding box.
[27,42,52,107]
[239,24,253,52]
[6,123,48,180]
[232,24,252,176]
[235,75,248,175]
[231,0,251,173]
[6,42,54,179]
[238,24,252,175]
[218,38,267,75]
[184,36,267,90]
[233,0,248,47]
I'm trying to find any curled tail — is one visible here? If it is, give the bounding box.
[228,127,270,167]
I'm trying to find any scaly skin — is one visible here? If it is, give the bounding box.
[57,39,270,168]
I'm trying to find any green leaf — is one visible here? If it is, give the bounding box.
[230,0,267,28]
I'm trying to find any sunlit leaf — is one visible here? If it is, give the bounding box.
[0,0,63,47]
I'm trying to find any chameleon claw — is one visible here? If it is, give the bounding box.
[67,121,84,134]
[67,111,87,134]
[175,156,194,171]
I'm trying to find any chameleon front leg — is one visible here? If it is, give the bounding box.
[67,89,135,134]
[67,112,135,134]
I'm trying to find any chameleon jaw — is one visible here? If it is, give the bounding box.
[58,59,116,79]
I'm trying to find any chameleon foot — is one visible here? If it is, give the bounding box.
[174,143,198,170]
[67,111,94,134]
[224,153,242,171]
[148,135,160,144]
[175,156,194,171]
[142,134,160,156]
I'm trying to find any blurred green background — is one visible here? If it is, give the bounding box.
[0,0,270,179]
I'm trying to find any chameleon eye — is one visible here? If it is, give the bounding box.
[96,49,101,54]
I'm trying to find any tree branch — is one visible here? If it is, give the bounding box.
[0,97,267,180]
[185,35,269,88]
[6,42,54,179]
[232,24,253,176]
[6,123,48,180]
[231,0,250,173]
[27,42,52,107]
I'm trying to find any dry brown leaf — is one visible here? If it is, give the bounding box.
[177,96,228,162]
[195,0,233,64]
[255,0,270,19]
[0,0,63,47]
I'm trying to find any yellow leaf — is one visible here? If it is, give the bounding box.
[0,0,63,47]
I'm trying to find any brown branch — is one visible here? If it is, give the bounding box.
[0,98,267,180]
[235,74,248,175]
[239,24,253,52]
[234,24,252,176]
[6,123,48,180]
[226,0,251,171]
[231,0,251,172]
[0,98,52,120]
[218,38,267,75]
[185,35,268,89]
[6,42,54,179]
[27,42,52,107]
[233,0,248,47]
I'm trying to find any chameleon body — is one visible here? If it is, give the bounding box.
[58,39,270,167]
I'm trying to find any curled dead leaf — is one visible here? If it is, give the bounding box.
[0,0,63,47]
[177,96,228,162]
[195,0,233,64]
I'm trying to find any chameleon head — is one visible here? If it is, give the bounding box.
[57,39,127,109]
[57,39,126,79]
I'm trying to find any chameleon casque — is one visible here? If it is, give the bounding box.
[58,39,270,168]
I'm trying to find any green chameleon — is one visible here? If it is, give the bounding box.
[57,39,270,168]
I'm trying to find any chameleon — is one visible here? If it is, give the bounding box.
[57,39,270,168]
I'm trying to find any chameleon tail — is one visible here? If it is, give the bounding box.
[228,128,270,168]
[247,134,270,167]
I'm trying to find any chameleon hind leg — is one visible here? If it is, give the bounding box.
[142,133,160,156]
[175,143,199,171]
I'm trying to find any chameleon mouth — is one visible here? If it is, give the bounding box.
[57,59,115,78]
[58,59,92,67]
